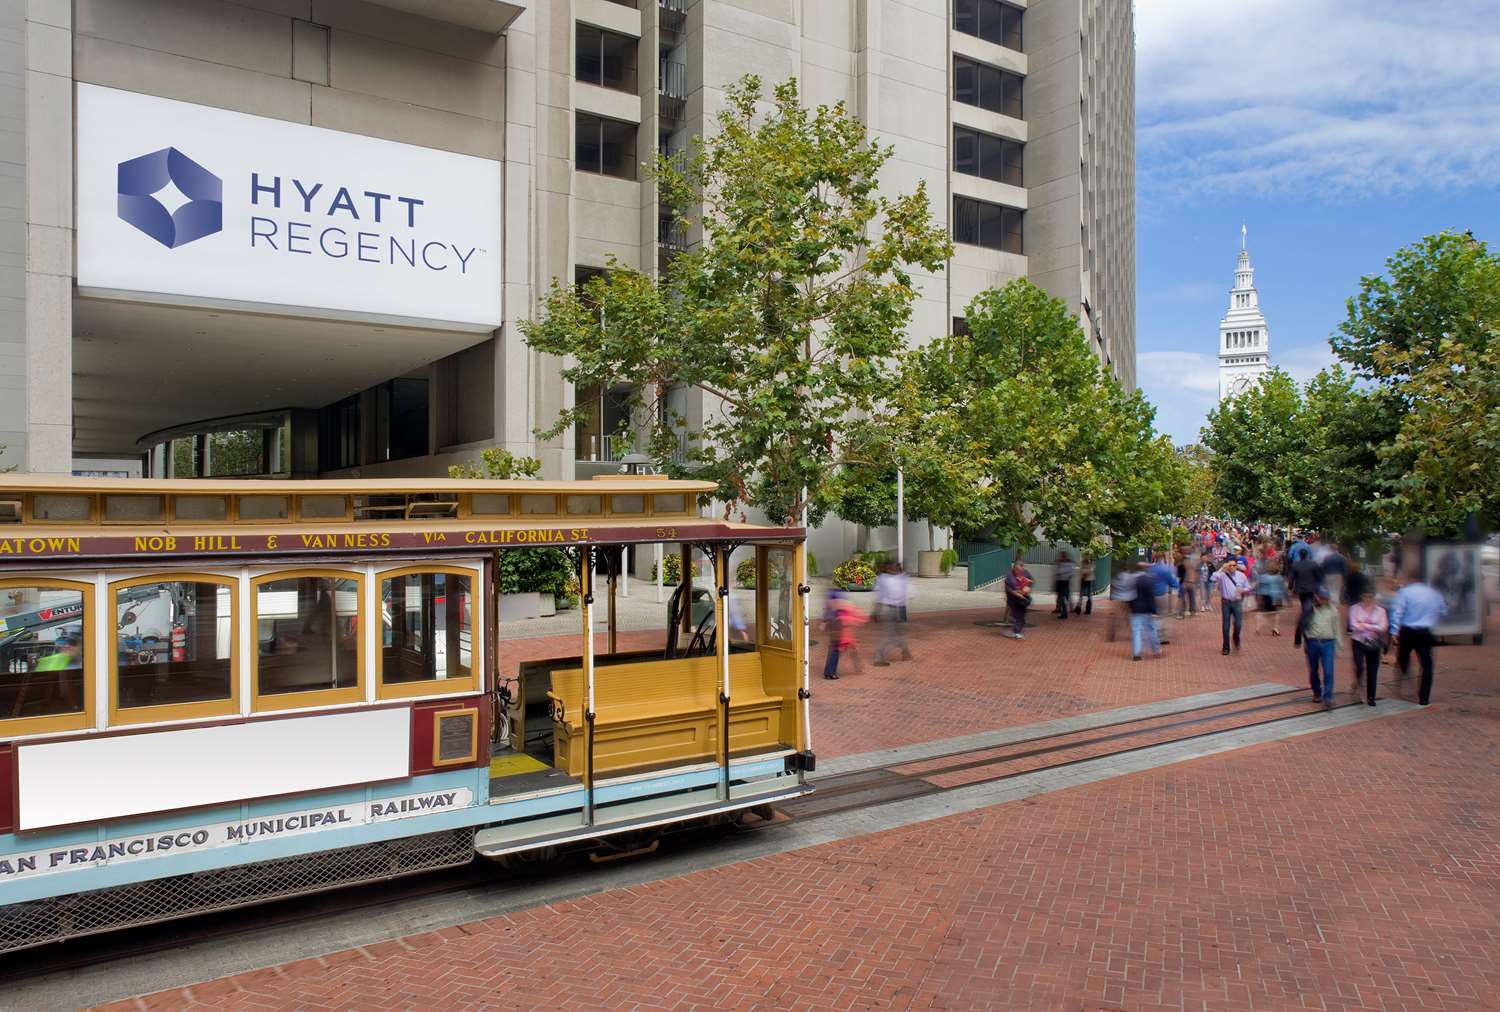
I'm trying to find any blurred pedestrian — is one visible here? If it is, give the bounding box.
[1129,561,1162,660]
[1106,561,1137,641]
[1198,553,1215,613]
[1348,588,1388,706]
[1054,551,1075,620]
[1149,552,1178,644]
[1003,560,1033,640]
[1322,541,1348,607]
[1255,557,1286,636]
[873,563,912,666]
[1389,573,1448,706]
[1289,546,1323,647]
[1211,558,1251,655]
[822,590,867,679]
[1304,588,1340,706]
[1176,551,1198,618]
[1074,555,1095,615]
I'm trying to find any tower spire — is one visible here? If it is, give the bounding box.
[1241,222,1247,251]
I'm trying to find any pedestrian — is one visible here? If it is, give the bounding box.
[1254,558,1286,636]
[1074,555,1094,615]
[1129,561,1161,660]
[1322,541,1348,607]
[1348,588,1388,706]
[1289,545,1323,647]
[1106,561,1137,642]
[1003,560,1033,640]
[1389,573,1448,706]
[873,563,913,666]
[1304,588,1340,706]
[1176,551,1198,618]
[1198,553,1214,612]
[1211,558,1251,655]
[1054,551,1075,619]
[1149,552,1178,644]
[821,590,866,679]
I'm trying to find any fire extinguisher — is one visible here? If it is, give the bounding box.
[170,623,187,662]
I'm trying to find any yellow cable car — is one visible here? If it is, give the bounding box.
[0,476,812,951]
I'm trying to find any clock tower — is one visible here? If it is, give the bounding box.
[1218,226,1270,400]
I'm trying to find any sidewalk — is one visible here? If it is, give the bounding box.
[100,606,1500,1011]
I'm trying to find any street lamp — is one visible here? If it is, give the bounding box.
[619,451,656,476]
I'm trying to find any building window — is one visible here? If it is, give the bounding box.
[375,378,429,463]
[953,195,1023,254]
[111,576,238,724]
[252,571,363,711]
[576,113,638,180]
[954,56,1023,118]
[576,23,638,93]
[953,126,1023,186]
[0,579,93,736]
[378,569,477,699]
[953,0,1022,50]
[952,316,971,337]
[320,394,361,470]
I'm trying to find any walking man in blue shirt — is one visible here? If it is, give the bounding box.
[1389,573,1448,706]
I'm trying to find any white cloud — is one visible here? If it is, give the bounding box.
[1277,340,1337,385]
[1136,0,1500,203]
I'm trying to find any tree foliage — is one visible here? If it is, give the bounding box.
[875,279,1181,555]
[1201,368,1306,526]
[522,75,951,524]
[1334,230,1500,533]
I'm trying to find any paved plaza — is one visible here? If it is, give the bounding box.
[96,594,1500,1011]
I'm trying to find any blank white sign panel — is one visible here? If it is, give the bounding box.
[16,708,411,831]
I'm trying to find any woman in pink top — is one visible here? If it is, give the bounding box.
[1348,588,1388,706]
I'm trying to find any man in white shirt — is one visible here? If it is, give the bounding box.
[1211,559,1252,656]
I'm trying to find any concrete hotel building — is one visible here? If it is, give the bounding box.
[1,0,1135,544]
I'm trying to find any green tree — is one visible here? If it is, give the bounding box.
[1297,366,1397,540]
[1333,230,1500,532]
[1173,443,1220,518]
[896,279,1181,556]
[1201,368,1307,525]
[522,75,952,524]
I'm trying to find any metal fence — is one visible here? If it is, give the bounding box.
[967,547,1013,591]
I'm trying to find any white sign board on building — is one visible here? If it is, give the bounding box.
[76,84,503,331]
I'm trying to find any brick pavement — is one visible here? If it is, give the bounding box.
[103,605,1500,1011]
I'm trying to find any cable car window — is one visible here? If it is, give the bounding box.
[765,548,795,643]
[652,493,686,514]
[0,581,90,732]
[104,495,163,523]
[566,495,602,516]
[173,496,228,522]
[31,494,93,522]
[253,573,362,708]
[379,570,476,697]
[519,494,556,515]
[610,494,645,515]
[298,495,348,520]
[470,493,510,516]
[113,577,237,721]
[238,495,289,521]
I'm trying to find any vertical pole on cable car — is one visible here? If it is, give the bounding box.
[800,488,813,755]
[607,547,618,655]
[582,546,596,826]
[716,545,731,803]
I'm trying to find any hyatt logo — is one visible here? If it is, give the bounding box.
[117,147,223,249]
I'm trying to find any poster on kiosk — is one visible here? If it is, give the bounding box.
[75,83,504,331]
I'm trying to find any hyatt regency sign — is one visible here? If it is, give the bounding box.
[76,84,502,330]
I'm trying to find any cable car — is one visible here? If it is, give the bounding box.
[0,476,812,952]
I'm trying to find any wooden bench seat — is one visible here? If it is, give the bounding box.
[546,653,784,778]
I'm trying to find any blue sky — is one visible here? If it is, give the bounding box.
[1133,0,1500,445]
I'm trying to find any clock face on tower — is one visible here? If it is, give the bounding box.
[1230,375,1253,396]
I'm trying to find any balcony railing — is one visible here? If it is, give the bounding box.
[660,0,688,35]
[657,215,689,253]
[659,59,687,120]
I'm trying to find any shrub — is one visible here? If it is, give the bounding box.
[833,557,877,591]
[650,553,684,585]
[735,556,757,589]
[499,547,573,599]
[939,548,959,573]
[807,552,819,577]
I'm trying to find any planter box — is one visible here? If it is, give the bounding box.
[917,550,946,578]
[498,592,556,621]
